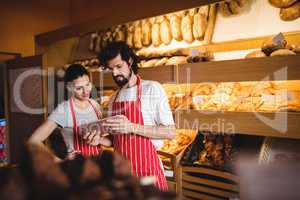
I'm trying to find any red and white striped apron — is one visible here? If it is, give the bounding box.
[70,97,102,157]
[111,76,168,191]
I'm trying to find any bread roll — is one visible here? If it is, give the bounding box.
[193,13,207,40]
[133,22,143,49]
[141,19,152,46]
[245,50,267,58]
[152,22,161,47]
[170,14,183,41]
[270,49,296,56]
[269,0,297,8]
[160,17,172,45]
[280,2,300,21]
[181,14,194,43]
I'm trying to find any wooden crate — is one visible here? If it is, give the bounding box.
[180,166,239,200]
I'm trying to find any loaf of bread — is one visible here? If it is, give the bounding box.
[193,13,207,40]
[229,0,242,14]
[166,56,187,65]
[141,59,161,68]
[245,50,267,58]
[219,1,232,16]
[170,14,183,41]
[188,8,198,17]
[269,0,297,8]
[270,49,296,56]
[198,5,210,17]
[280,2,300,21]
[160,17,172,45]
[151,22,161,47]
[126,25,134,48]
[181,14,194,43]
[114,26,126,42]
[141,19,152,46]
[154,57,169,66]
[133,22,143,49]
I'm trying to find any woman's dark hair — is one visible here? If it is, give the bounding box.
[64,64,88,84]
[98,41,140,74]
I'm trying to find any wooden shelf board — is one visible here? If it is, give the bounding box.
[178,55,300,83]
[139,65,177,84]
[175,110,300,139]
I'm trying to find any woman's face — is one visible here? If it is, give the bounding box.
[69,75,92,101]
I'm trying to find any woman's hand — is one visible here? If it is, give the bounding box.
[84,130,112,146]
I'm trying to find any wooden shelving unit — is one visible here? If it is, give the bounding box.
[91,54,300,139]
[174,110,300,139]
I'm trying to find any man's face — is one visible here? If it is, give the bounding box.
[107,54,132,87]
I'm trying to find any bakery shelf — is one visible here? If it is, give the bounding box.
[178,55,300,83]
[174,110,300,139]
[139,65,177,84]
[90,71,116,89]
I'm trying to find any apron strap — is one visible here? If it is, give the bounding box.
[88,100,102,119]
[69,97,77,133]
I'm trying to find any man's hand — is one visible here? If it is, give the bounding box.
[102,115,134,134]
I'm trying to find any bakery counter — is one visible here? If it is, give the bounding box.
[174,110,300,139]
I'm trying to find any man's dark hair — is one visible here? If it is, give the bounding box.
[64,64,88,84]
[98,41,140,74]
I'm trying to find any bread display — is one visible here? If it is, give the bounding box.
[194,134,234,167]
[141,19,152,46]
[160,17,172,45]
[262,33,287,55]
[164,81,300,112]
[160,129,197,155]
[154,57,169,66]
[269,0,297,8]
[140,58,161,68]
[280,2,300,21]
[181,14,194,43]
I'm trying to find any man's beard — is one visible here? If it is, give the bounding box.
[113,70,132,87]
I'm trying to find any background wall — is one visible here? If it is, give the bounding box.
[0,0,71,57]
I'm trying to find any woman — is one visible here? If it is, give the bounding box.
[28,64,110,161]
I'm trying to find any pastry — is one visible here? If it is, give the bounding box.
[151,22,161,47]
